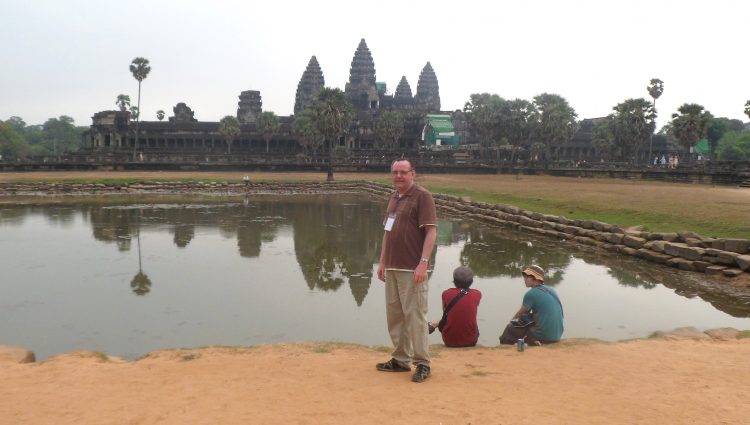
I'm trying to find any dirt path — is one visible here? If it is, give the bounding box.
[2,340,749,425]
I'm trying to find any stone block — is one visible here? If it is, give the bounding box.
[0,345,36,363]
[677,261,697,272]
[650,327,711,340]
[650,240,667,253]
[736,255,750,271]
[704,328,740,340]
[723,239,750,254]
[705,265,728,275]
[623,235,646,249]
[619,246,638,256]
[663,242,687,257]
[636,248,672,264]
[661,233,680,242]
[605,233,624,244]
[678,231,704,242]
[722,268,744,278]
[711,240,726,250]
[692,261,712,272]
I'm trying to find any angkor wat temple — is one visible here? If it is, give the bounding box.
[86,38,675,163]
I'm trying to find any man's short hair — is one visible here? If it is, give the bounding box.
[391,158,413,169]
[453,266,474,289]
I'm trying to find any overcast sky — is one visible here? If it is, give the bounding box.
[2,0,748,130]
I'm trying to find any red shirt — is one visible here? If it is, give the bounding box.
[440,287,482,347]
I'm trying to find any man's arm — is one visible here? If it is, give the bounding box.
[377,232,388,282]
[512,305,529,319]
[413,225,436,284]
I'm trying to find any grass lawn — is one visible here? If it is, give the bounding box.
[2,171,749,238]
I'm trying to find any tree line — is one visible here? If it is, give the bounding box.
[0,115,87,160]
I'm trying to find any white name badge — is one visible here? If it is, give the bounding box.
[384,215,395,231]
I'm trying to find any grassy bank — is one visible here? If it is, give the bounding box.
[1,171,748,238]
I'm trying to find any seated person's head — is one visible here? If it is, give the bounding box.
[453,266,474,289]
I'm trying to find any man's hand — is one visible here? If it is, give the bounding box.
[377,263,385,282]
[414,261,428,284]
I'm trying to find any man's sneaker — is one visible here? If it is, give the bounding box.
[376,358,410,372]
[411,364,431,383]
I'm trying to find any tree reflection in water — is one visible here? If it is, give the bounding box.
[458,224,571,285]
[130,209,152,296]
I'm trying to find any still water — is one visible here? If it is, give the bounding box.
[1,193,749,360]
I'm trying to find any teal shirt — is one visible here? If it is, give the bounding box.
[522,285,564,342]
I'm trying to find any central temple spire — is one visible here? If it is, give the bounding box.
[345,38,379,110]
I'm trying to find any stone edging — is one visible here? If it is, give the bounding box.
[359,182,750,282]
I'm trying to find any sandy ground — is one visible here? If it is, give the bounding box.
[2,339,749,425]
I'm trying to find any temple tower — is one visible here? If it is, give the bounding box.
[237,90,262,123]
[393,76,414,109]
[345,38,378,110]
[294,56,325,114]
[414,62,440,111]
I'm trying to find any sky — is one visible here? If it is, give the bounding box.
[2,0,748,130]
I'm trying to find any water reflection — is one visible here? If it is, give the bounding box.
[1,194,749,360]
[457,223,570,285]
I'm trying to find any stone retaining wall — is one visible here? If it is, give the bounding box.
[359,182,750,283]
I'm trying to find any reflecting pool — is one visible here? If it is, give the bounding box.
[1,193,749,360]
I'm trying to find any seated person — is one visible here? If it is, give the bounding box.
[429,266,482,347]
[500,265,564,345]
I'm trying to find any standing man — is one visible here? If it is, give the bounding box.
[376,158,437,383]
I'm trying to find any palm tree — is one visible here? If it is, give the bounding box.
[115,94,131,112]
[129,57,151,160]
[530,93,578,162]
[130,224,152,296]
[671,103,711,159]
[256,111,280,153]
[646,78,664,162]
[218,115,241,154]
[156,110,165,121]
[292,109,324,155]
[374,110,404,149]
[745,100,750,121]
[311,88,354,181]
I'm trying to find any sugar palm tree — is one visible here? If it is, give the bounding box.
[218,115,241,154]
[115,94,131,112]
[257,111,280,153]
[156,110,165,121]
[130,57,151,160]
[647,78,664,162]
[311,88,354,181]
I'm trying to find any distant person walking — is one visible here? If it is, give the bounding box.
[243,175,249,186]
[376,158,437,383]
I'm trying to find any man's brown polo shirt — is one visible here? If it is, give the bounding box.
[382,184,437,270]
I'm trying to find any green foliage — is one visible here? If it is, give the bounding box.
[311,87,354,148]
[40,116,83,155]
[218,115,241,154]
[156,110,165,121]
[595,98,656,162]
[671,103,711,149]
[256,111,280,153]
[530,93,578,160]
[115,94,131,112]
[129,57,151,83]
[292,109,324,153]
[0,121,31,159]
[591,117,615,159]
[464,93,506,147]
[706,117,727,157]
[647,78,664,101]
[374,110,404,148]
[745,100,750,120]
[716,130,750,160]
